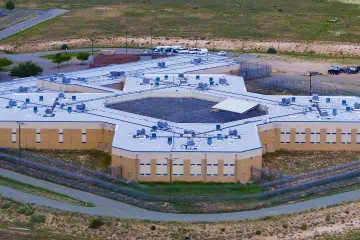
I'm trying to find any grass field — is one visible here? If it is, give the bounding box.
[0,176,93,207]
[135,182,261,196]
[1,0,360,45]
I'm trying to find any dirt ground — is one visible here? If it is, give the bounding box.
[3,36,360,56]
[2,195,360,240]
[263,151,360,175]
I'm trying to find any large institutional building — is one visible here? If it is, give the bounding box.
[1,55,360,183]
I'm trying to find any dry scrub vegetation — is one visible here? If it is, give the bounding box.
[2,195,360,239]
[263,150,360,175]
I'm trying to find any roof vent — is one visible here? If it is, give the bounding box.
[216,124,221,131]
[333,109,337,116]
[207,137,213,145]
[25,98,30,104]
[312,94,320,102]
[110,71,125,78]
[58,92,65,99]
[39,96,44,102]
[217,133,223,140]
[354,102,360,111]
[33,106,38,113]
[77,77,87,82]
[151,133,157,140]
[164,75,169,80]
[167,137,173,145]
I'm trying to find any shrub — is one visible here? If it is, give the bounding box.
[30,215,46,223]
[17,205,34,216]
[61,44,69,50]
[76,52,90,64]
[300,223,308,231]
[326,215,331,222]
[5,0,15,10]
[0,58,12,68]
[255,230,262,235]
[89,218,105,229]
[267,47,277,54]
[282,223,288,229]
[0,202,12,209]
[150,225,156,231]
[10,61,43,78]
[221,227,226,232]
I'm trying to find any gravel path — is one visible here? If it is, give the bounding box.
[0,168,359,222]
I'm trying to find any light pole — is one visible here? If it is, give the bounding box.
[165,155,178,205]
[150,27,153,54]
[125,28,128,54]
[308,71,316,96]
[17,122,24,158]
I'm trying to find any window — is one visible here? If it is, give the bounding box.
[36,128,41,144]
[81,129,86,144]
[59,129,63,143]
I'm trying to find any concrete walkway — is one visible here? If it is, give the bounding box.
[0,168,358,222]
[0,9,69,40]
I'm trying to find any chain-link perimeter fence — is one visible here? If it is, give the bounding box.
[238,61,272,81]
[1,149,360,211]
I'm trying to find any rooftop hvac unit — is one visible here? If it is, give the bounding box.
[67,106,72,113]
[44,108,55,117]
[192,58,201,64]
[187,139,195,147]
[49,77,56,82]
[164,75,169,80]
[167,137,173,145]
[158,61,166,68]
[291,97,296,102]
[151,133,157,140]
[25,98,30,104]
[196,75,200,80]
[229,130,238,137]
[354,102,360,111]
[136,128,146,136]
[72,96,76,101]
[62,77,71,84]
[178,73,185,78]
[151,126,157,132]
[19,86,28,93]
[216,124,221,131]
[58,92,65,99]
[198,82,209,91]
[60,103,66,109]
[33,106,38,113]
[326,98,331,103]
[217,134,223,140]
[76,103,86,112]
[280,98,291,106]
[209,78,215,86]
[77,77,87,82]
[312,94,320,102]
[184,130,195,137]
[346,106,351,112]
[333,109,337,116]
[39,96,44,102]
[219,77,228,85]
[207,137,213,145]
[142,78,150,84]
[157,121,169,130]
[320,111,328,117]
[8,100,17,107]
[342,100,347,106]
[110,71,125,77]
[155,77,161,82]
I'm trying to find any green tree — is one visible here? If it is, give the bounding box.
[52,53,71,68]
[10,61,43,78]
[76,52,90,64]
[5,0,15,10]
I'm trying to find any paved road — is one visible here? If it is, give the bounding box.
[0,9,69,40]
[0,168,359,222]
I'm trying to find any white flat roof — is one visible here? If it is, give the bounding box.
[212,98,259,114]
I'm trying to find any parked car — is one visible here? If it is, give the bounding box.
[328,66,341,75]
[217,51,228,56]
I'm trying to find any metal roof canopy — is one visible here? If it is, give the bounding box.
[212,98,259,114]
